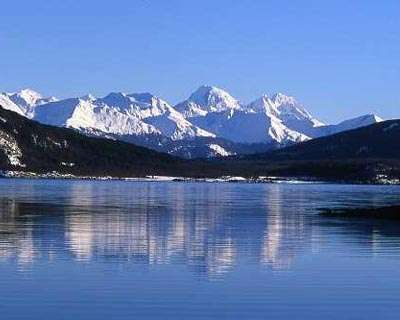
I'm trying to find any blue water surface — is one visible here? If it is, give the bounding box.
[0,179,399,319]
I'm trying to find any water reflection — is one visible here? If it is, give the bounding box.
[260,186,309,270]
[0,181,399,277]
[0,200,37,268]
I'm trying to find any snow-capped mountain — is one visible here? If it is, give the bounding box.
[174,86,382,145]
[247,93,325,137]
[34,92,214,141]
[0,89,57,118]
[0,103,397,181]
[188,108,309,144]
[127,92,214,140]
[175,86,308,143]
[175,85,242,117]
[312,114,383,138]
[0,86,384,158]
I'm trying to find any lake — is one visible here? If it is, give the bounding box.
[0,179,399,319]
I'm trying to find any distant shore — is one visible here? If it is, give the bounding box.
[1,170,400,185]
[0,170,330,184]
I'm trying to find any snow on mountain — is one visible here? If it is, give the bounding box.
[188,108,309,144]
[35,96,157,137]
[34,95,159,136]
[34,92,214,140]
[271,92,325,125]
[0,89,57,118]
[207,144,234,157]
[0,94,25,116]
[247,93,325,137]
[176,88,310,144]
[313,114,383,138]
[175,85,242,117]
[12,89,44,106]
[127,93,215,140]
[0,128,25,167]
[176,88,381,145]
[245,95,276,114]
[249,93,382,140]
[0,85,384,158]
[252,93,382,139]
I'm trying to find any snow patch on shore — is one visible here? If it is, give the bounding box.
[0,130,25,167]
[208,144,233,157]
[0,171,329,184]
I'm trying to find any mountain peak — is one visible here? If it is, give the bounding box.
[338,113,383,126]
[246,95,277,115]
[129,92,158,104]
[312,113,384,138]
[189,85,222,100]
[271,92,297,105]
[104,92,127,99]
[186,85,241,112]
[18,88,43,99]
[80,94,96,101]
[365,113,383,122]
[1,86,387,159]
[101,92,132,108]
[12,88,43,106]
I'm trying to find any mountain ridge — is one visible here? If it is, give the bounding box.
[0,86,383,158]
[0,104,398,183]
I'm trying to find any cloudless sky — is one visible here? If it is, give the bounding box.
[1,0,399,122]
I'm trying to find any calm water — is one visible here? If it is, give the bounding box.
[0,179,399,319]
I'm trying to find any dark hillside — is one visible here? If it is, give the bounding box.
[0,106,187,176]
[250,120,400,161]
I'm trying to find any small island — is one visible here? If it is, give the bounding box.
[320,205,400,220]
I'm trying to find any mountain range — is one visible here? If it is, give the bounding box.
[225,119,400,182]
[0,86,383,158]
[0,104,398,182]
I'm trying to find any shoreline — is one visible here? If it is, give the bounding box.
[0,170,328,184]
[1,170,399,185]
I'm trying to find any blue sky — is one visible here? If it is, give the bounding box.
[1,0,399,122]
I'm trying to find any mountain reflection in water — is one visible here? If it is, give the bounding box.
[0,180,399,279]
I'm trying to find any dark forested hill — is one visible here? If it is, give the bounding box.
[0,106,189,177]
[249,119,400,161]
[220,119,400,181]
